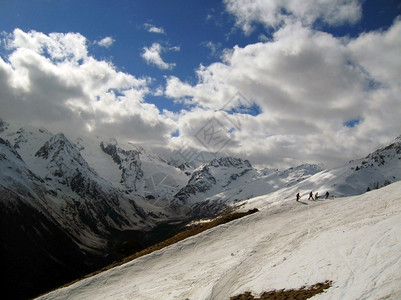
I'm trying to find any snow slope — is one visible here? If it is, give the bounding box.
[37,180,401,300]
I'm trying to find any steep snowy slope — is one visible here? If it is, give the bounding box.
[37,181,401,300]
[254,135,401,204]
[0,127,155,250]
[0,137,94,300]
[201,163,324,205]
[0,137,43,193]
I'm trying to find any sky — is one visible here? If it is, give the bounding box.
[0,0,400,169]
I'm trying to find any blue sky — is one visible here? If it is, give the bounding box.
[1,0,265,111]
[0,0,400,168]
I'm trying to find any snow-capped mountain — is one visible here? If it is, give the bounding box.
[173,159,325,215]
[175,157,254,204]
[0,137,42,191]
[24,132,151,244]
[350,135,401,192]
[0,121,175,299]
[2,119,400,233]
[1,118,401,299]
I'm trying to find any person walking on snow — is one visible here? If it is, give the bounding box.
[308,191,314,201]
[296,193,300,202]
[315,192,319,200]
[325,191,329,199]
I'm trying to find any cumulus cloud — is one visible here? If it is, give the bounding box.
[224,0,362,34]
[0,29,174,143]
[96,36,115,48]
[348,18,401,85]
[166,19,401,168]
[141,43,177,70]
[144,23,165,34]
[8,28,88,61]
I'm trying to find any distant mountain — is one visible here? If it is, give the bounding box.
[175,157,254,204]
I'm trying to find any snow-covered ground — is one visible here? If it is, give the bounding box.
[37,181,401,300]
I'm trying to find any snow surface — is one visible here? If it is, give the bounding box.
[37,181,401,300]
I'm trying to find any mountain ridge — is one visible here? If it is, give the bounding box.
[1,119,401,299]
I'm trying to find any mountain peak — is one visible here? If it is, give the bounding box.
[365,135,401,163]
[35,132,71,160]
[0,119,9,133]
[209,156,252,169]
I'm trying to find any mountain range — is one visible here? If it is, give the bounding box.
[0,118,400,299]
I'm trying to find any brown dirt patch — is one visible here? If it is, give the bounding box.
[112,208,259,268]
[230,280,333,300]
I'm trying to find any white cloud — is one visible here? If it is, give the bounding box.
[144,23,165,34]
[165,19,401,168]
[202,41,222,57]
[141,43,177,70]
[224,0,362,34]
[9,28,88,62]
[348,18,401,85]
[96,36,115,48]
[0,29,174,143]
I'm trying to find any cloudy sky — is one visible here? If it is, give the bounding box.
[0,0,400,168]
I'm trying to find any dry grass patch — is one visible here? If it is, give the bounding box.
[230,280,333,300]
[117,208,259,266]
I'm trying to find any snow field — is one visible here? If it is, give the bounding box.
[38,181,401,300]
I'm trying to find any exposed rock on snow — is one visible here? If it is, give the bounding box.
[175,157,254,205]
[100,140,144,192]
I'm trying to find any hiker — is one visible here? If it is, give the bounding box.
[325,191,329,199]
[296,193,300,202]
[308,191,314,201]
[315,192,319,200]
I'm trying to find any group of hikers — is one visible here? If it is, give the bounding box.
[296,191,329,202]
